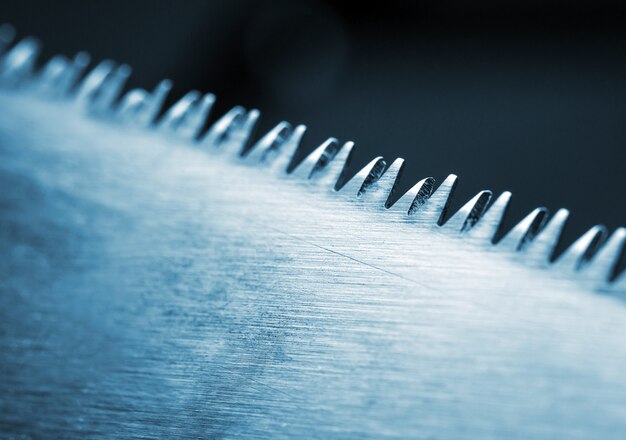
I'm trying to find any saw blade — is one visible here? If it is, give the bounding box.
[1,26,625,438]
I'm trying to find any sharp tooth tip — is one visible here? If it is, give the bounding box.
[436,174,458,190]
[388,157,405,168]
[443,190,492,232]
[432,175,457,194]
[465,190,511,241]
[299,137,355,187]
[402,172,459,226]
[575,225,625,282]
[289,125,307,138]
[466,190,490,201]
[337,141,355,155]
[322,137,339,146]
[496,206,549,250]
[532,207,550,222]
[7,29,624,296]
[361,156,386,171]
[19,36,40,45]
[335,156,384,196]
[521,207,571,264]
[542,209,569,226]
[97,59,115,70]
[74,51,90,62]
[490,191,512,204]
[614,226,626,236]
[118,64,131,73]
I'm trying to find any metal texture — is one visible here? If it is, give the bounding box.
[1,27,626,438]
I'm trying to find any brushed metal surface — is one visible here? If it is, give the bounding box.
[2,90,626,438]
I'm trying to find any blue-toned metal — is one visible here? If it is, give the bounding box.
[1,27,626,438]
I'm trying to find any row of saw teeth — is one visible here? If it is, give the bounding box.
[0,25,624,294]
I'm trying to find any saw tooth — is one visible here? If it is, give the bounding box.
[37,52,90,97]
[411,174,458,226]
[290,137,339,179]
[90,64,131,113]
[159,90,201,132]
[0,24,15,56]
[270,124,307,173]
[231,108,261,156]
[553,225,606,271]
[202,105,245,146]
[309,141,354,190]
[336,156,386,198]
[117,88,148,120]
[387,177,435,215]
[245,121,292,162]
[522,208,569,266]
[37,55,70,94]
[496,207,548,251]
[443,190,493,233]
[0,37,40,87]
[579,227,626,283]
[60,52,90,96]
[134,79,172,127]
[76,60,115,106]
[177,93,216,140]
[356,158,404,208]
[76,61,131,113]
[5,26,625,298]
[120,80,172,127]
[467,191,511,243]
[159,89,215,138]
[202,106,260,156]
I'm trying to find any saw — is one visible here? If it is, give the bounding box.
[1,25,625,438]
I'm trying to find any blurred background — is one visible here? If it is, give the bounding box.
[3,0,626,261]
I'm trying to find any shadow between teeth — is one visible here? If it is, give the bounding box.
[1,26,624,294]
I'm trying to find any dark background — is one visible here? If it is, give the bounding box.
[3,0,626,258]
